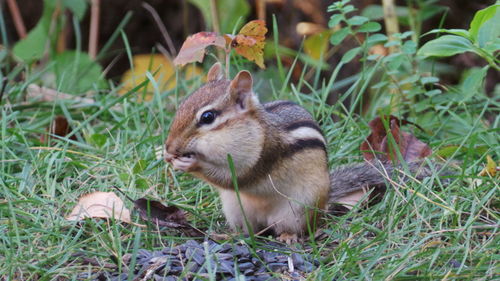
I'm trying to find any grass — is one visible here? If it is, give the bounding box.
[1,14,499,281]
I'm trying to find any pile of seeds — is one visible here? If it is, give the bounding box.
[90,239,318,280]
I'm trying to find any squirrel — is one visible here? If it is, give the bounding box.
[164,62,442,242]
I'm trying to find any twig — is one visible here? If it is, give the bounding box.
[142,2,176,57]
[6,0,26,38]
[209,0,220,34]
[256,0,266,21]
[382,0,400,53]
[89,0,100,59]
[0,77,7,103]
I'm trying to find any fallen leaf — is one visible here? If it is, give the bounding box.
[360,115,431,162]
[478,155,498,177]
[66,191,131,223]
[134,198,187,227]
[119,54,203,101]
[173,32,226,66]
[109,186,201,236]
[40,115,77,143]
[334,189,367,210]
[229,20,267,69]
[27,84,95,104]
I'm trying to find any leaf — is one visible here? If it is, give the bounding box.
[459,66,488,100]
[423,28,470,39]
[188,0,250,34]
[66,192,131,223]
[40,115,76,143]
[330,28,350,45]
[347,16,368,26]
[12,0,54,62]
[26,84,95,104]
[469,4,500,47]
[360,115,431,162]
[358,22,381,33]
[230,20,268,69]
[122,54,202,101]
[334,190,367,210]
[328,14,344,28]
[304,31,331,60]
[63,0,88,20]
[133,160,147,174]
[417,35,478,58]
[478,155,498,177]
[174,32,226,66]
[134,198,188,228]
[53,51,105,93]
[402,40,417,54]
[341,47,361,63]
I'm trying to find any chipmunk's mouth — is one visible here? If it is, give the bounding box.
[170,153,197,171]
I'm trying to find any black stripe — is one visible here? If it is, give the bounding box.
[285,120,323,135]
[287,138,326,157]
[264,101,297,112]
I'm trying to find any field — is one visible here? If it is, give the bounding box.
[0,0,499,280]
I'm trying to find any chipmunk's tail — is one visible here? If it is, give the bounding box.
[328,161,452,206]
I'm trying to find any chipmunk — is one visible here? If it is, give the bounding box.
[164,63,442,242]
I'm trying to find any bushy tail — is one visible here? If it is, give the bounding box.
[329,161,452,204]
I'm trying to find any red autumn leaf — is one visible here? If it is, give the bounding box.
[360,115,431,162]
[173,32,226,66]
[229,20,267,69]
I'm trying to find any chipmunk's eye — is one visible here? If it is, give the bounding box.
[199,110,216,125]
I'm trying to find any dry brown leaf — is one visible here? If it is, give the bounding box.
[334,190,367,210]
[230,20,267,69]
[360,115,431,162]
[27,84,95,104]
[66,191,131,223]
[173,32,226,66]
[40,115,77,143]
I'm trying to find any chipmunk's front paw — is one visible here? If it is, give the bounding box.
[277,232,298,244]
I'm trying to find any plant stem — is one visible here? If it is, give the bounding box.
[382,0,400,53]
[89,0,100,59]
[6,0,26,38]
[209,0,220,34]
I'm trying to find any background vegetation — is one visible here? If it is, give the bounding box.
[0,0,498,280]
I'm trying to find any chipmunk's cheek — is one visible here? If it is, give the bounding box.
[171,156,197,172]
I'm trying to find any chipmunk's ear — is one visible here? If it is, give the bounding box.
[229,70,256,110]
[207,62,225,81]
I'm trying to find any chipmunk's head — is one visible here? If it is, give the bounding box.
[165,63,265,186]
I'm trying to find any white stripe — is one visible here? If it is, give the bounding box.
[288,127,326,144]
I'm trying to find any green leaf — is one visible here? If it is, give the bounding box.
[90,134,107,148]
[133,160,148,174]
[367,33,387,44]
[402,40,417,54]
[469,4,500,47]
[358,22,381,33]
[53,51,105,93]
[328,14,344,28]
[330,28,350,45]
[12,0,54,62]
[341,47,361,63]
[417,35,477,57]
[63,0,88,20]
[460,66,488,100]
[424,28,470,39]
[347,16,368,26]
[188,0,250,34]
